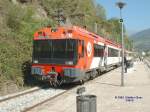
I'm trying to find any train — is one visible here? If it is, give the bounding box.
[31,25,132,86]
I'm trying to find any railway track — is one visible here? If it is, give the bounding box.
[0,77,98,112]
[22,88,71,112]
[22,79,99,112]
[0,85,71,112]
[0,87,40,103]
[0,66,118,112]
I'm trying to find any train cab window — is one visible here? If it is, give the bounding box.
[94,44,104,57]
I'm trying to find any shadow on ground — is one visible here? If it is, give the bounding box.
[96,82,121,87]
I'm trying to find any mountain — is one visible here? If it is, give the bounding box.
[130,28,150,51]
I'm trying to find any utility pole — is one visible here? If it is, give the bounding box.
[52,8,66,26]
[94,22,98,34]
[52,9,85,27]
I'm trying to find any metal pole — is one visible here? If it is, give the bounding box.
[94,22,98,34]
[116,1,126,86]
[121,16,124,86]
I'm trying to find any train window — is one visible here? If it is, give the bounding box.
[94,44,104,57]
[79,40,84,57]
[33,39,78,60]
[108,48,119,57]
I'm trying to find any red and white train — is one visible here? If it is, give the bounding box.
[31,25,132,85]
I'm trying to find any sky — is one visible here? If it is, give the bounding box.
[96,0,150,35]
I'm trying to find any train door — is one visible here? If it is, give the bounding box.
[103,44,108,69]
[78,40,85,69]
[90,44,104,69]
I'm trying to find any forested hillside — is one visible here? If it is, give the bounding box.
[130,28,150,51]
[0,0,132,94]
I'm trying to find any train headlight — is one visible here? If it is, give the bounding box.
[65,61,73,65]
[33,60,38,63]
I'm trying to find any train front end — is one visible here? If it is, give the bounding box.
[31,27,86,86]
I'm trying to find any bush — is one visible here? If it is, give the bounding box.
[0,0,47,88]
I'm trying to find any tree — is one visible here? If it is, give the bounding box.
[95,4,106,20]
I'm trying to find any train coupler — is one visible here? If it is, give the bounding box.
[48,75,62,87]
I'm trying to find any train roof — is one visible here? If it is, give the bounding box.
[34,25,121,48]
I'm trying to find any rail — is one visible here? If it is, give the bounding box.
[22,88,72,112]
[0,84,75,112]
[0,87,40,103]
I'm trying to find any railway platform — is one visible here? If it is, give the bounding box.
[27,61,150,112]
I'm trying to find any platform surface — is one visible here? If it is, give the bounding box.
[28,61,150,112]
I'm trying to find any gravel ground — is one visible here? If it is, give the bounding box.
[27,61,150,112]
[0,87,66,112]
[0,87,39,101]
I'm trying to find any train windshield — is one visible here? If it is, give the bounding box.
[33,39,78,65]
